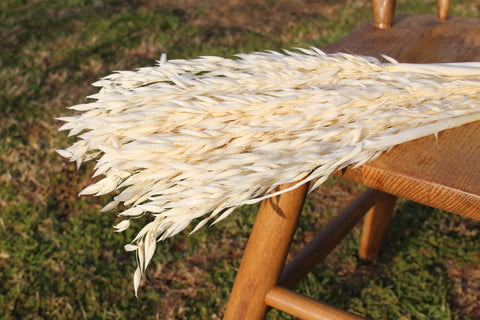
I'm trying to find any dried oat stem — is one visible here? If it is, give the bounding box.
[57,48,480,295]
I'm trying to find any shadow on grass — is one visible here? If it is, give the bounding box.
[268,198,480,320]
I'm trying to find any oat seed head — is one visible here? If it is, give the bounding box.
[57,48,480,294]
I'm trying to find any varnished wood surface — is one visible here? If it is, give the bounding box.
[322,15,480,63]
[265,287,366,320]
[224,182,309,320]
[437,0,450,21]
[359,194,397,260]
[372,0,396,28]
[323,15,480,220]
[225,12,480,320]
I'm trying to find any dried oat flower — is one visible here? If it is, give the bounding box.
[57,48,480,295]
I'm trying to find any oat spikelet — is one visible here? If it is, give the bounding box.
[57,48,480,294]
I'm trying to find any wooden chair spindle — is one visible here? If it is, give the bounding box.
[373,0,396,28]
[438,0,450,21]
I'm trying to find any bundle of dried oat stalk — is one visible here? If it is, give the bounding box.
[57,48,480,294]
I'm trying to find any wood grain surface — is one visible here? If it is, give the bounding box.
[372,0,396,28]
[265,286,366,320]
[325,15,480,220]
[224,12,480,320]
[223,182,309,320]
[359,193,397,260]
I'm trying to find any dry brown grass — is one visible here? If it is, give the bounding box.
[446,263,480,319]
[154,0,352,44]
[3,1,479,319]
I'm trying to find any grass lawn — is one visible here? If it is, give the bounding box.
[1,0,480,319]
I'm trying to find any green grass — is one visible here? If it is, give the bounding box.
[1,0,480,319]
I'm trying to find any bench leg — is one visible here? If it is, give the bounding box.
[224,182,309,320]
[359,193,397,260]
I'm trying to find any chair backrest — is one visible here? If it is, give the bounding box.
[374,0,451,28]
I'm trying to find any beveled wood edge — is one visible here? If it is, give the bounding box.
[322,14,480,220]
[334,166,480,220]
